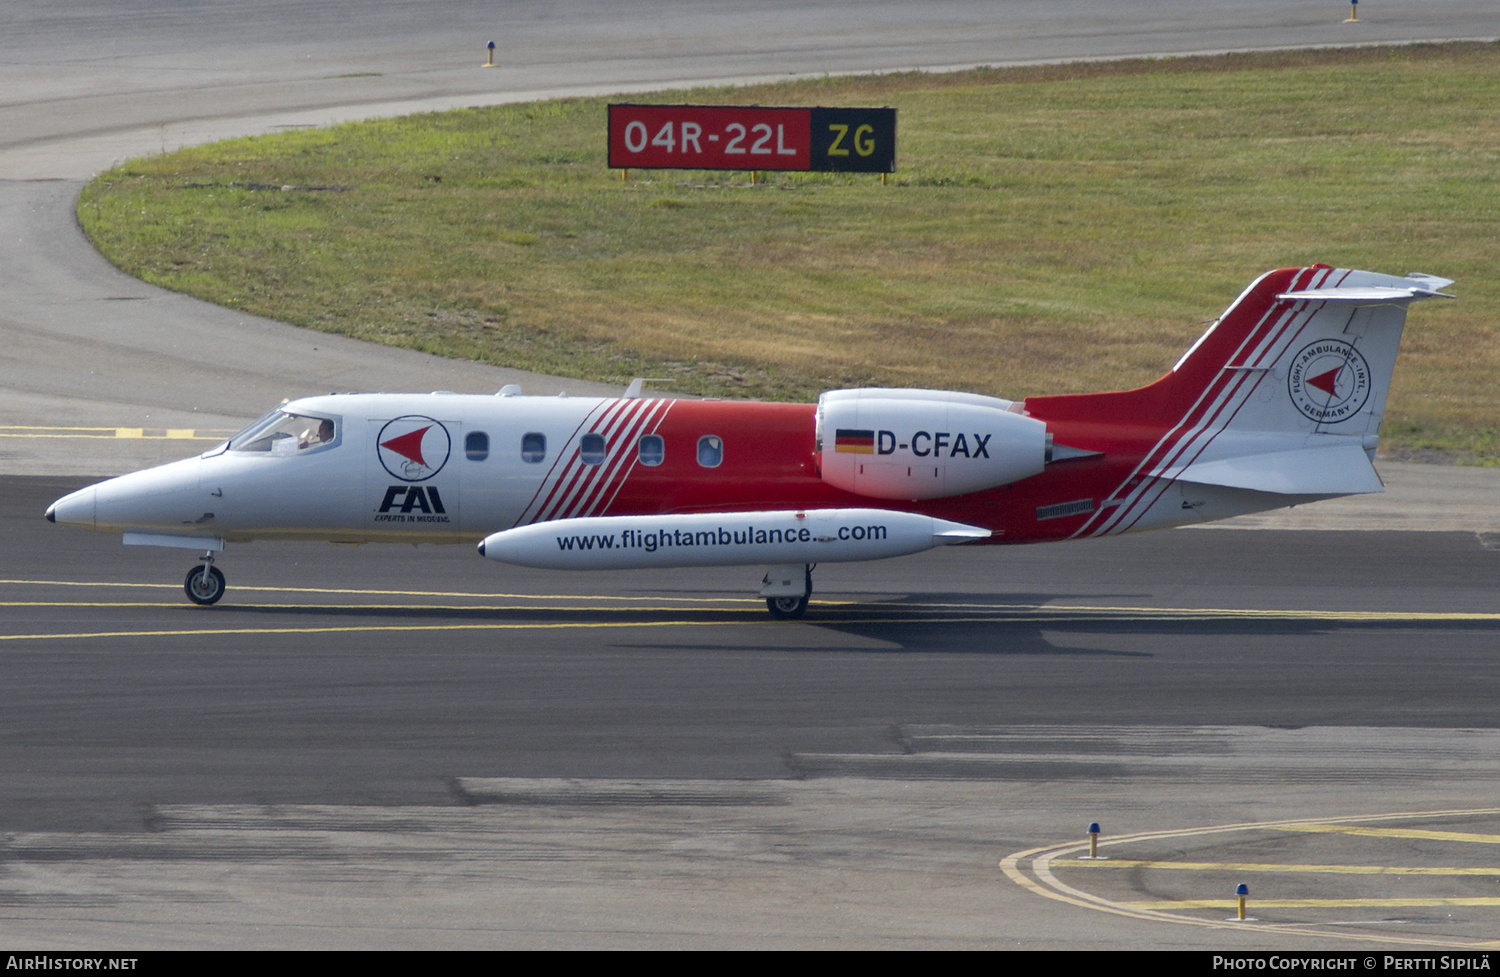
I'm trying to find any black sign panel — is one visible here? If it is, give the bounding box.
[809,107,896,173]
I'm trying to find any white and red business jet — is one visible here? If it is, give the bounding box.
[47,266,1451,617]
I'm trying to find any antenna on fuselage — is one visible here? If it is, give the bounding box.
[623,378,670,399]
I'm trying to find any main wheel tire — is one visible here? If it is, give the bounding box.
[766,594,808,619]
[185,565,226,605]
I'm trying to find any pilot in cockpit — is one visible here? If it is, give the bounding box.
[299,418,335,450]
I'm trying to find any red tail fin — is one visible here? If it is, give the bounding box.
[1026,264,1450,538]
[1024,266,1315,427]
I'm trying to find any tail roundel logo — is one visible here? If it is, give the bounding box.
[377,415,452,481]
[1286,339,1371,423]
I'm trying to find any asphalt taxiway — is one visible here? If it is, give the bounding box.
[3,0,1500,949]
[8,476,1500,948]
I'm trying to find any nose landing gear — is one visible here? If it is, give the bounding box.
[185,552,225,605]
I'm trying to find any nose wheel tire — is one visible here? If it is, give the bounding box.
[766,594,808,619]
[185,565,226,605]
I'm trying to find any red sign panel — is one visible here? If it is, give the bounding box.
[609,105,813,171]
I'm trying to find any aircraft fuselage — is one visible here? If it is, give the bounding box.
[50,392,1157,546]
[44,266,1455,614]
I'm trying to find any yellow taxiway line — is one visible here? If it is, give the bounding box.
[0,620,757,642]
[2,579,1499,619]
[1126,897,1500,909]
[1003,808,1500,948]
[1055,858,1500,876]
[0,579,772,602]
[3,575,1500,641]
[1272,824,1500,845]
[17,612,1412,642]
[0,426,232,440]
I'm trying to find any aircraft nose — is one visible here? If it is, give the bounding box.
[85,457,204,531]
[47,485,98,529]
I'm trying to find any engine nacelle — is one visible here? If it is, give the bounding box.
[816,389,1048,500]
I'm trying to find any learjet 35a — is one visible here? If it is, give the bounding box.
[47,265,1452,617]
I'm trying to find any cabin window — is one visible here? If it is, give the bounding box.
[637,434,664,467]
[580,432,607,465]
[465,431,489,461]
[697,435,723,468]
[521,432,546,463]
[229,410,338,454]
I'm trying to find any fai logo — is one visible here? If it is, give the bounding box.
[373,485,450,524]
[377,415,451,481]
[1287,339,1371,424]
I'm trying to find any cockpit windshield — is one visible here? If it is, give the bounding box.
[227,410,339,455]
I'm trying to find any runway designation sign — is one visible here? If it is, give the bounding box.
[608,104,896,173]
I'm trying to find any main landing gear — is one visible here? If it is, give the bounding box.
[761,564,812,619]
[185,551,225,605]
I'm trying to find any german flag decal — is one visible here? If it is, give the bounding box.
[834,429,875,454]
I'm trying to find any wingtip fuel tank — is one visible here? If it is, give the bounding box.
[478,508,990,571]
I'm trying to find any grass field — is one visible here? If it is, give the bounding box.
[78,43,1500,460]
